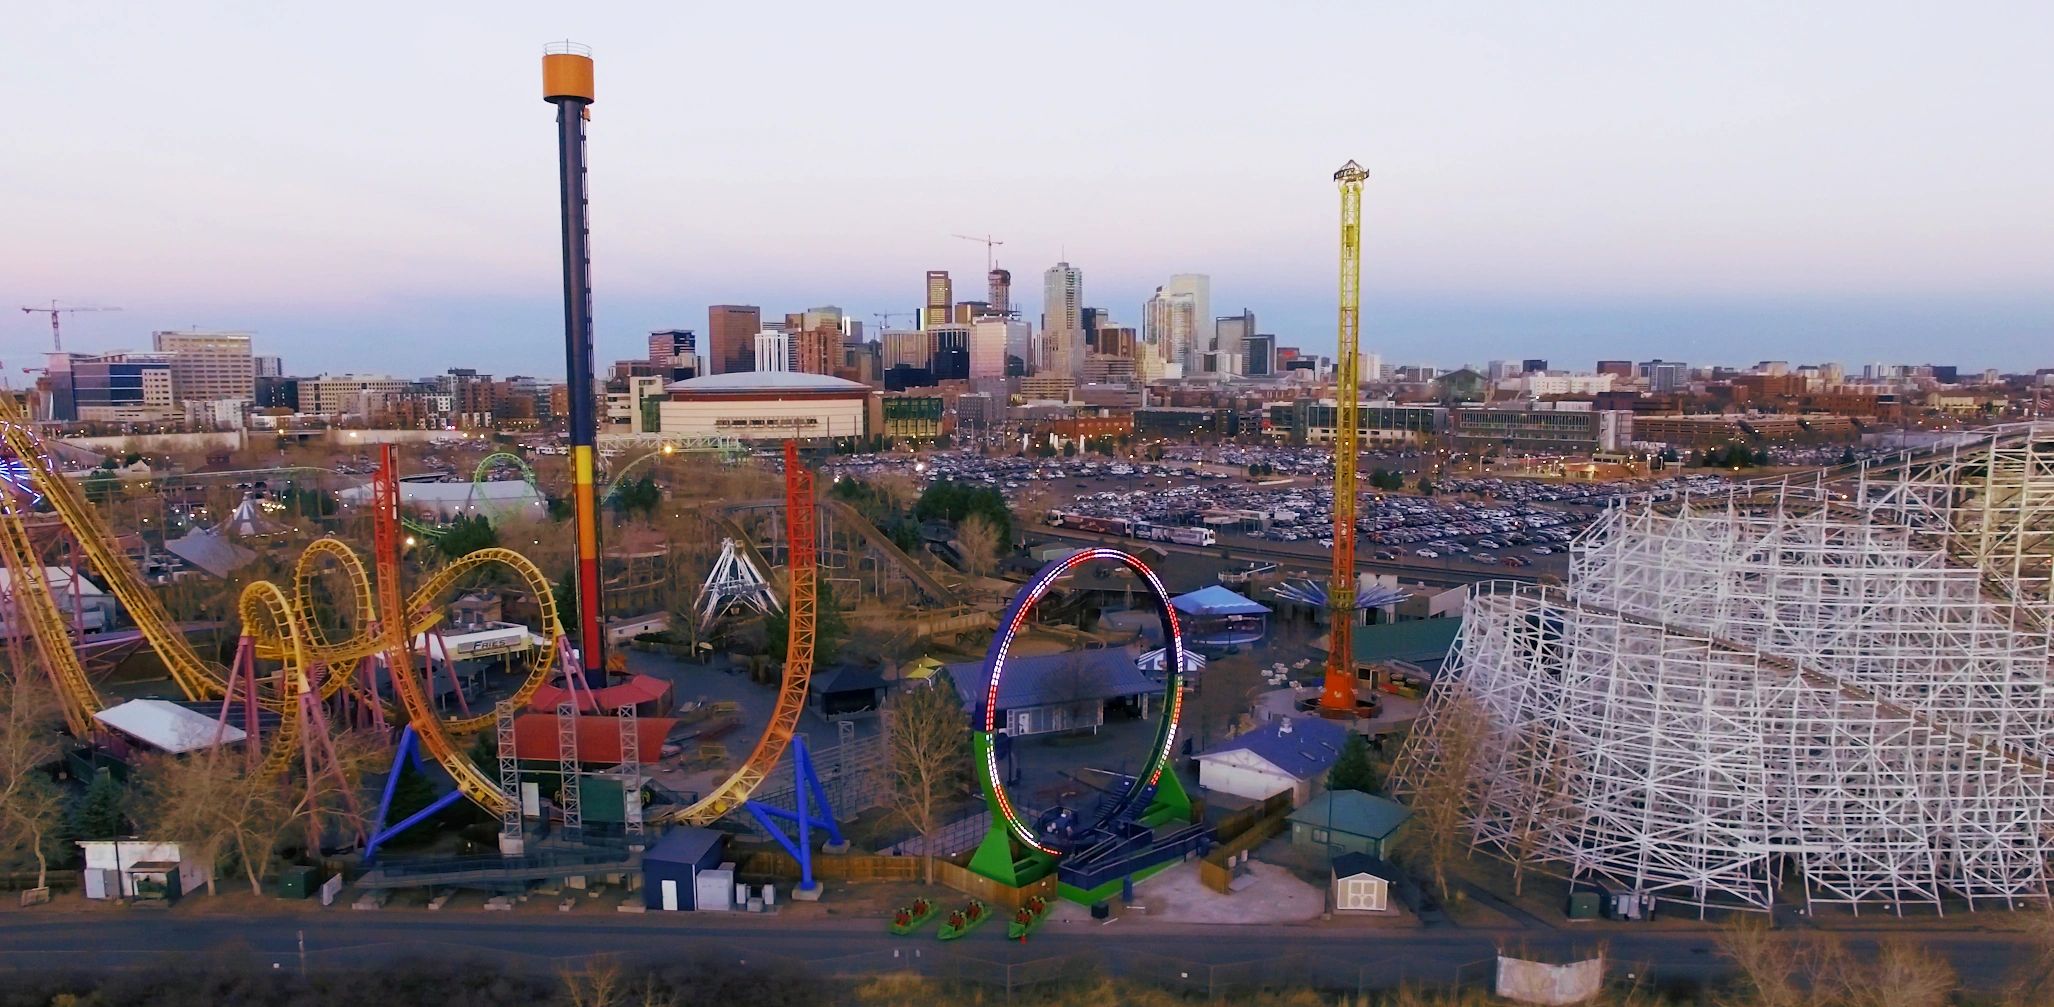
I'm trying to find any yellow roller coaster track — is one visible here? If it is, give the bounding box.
[0,395,563,751]
[0,485,101,737]
[4,393,815,827]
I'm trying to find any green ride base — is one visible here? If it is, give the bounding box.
[966,731,1200,904]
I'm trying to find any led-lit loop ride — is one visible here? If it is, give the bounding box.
[970,548,1189,880]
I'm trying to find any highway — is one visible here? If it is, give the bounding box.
[0,911,2033,994]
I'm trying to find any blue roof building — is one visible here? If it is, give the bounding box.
[1169,585,1270,647]
[944,646,1164,737]
[1193,715,1349,805]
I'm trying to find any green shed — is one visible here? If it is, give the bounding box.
[1287,790,1413,859]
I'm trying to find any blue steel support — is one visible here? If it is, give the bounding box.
[742,738,842,894]
[363,726,462,863]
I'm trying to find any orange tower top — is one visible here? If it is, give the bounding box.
[542,41,594,103]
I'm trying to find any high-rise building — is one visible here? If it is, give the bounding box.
[1144,275,1209,375]
[1640,360,1689,393]
[1039,262,1085,378]
[968,319,1023,380]
[1245,333,1276,377]
[1521,358,1549,374]
[1041,262,1083,335]
[299,374,414,417]
[1214,309,1255,375]
[1596,360,1635,379]
[793,325,841,376]
[1081,307,1104,352]
[754,330,791,372]
[928,324,971,381]
[802,306,844,333]
[42,351,177,422]
[440,368,496,428]
[882,329,931,371]
[648,329,699,382]
[953,301,990,323]
[708,305,761,376]
[924,271,953,328]
[987,268,1012,316]
[1096,324,1138,360]
[253,355,283,378]
[151,330,254,403]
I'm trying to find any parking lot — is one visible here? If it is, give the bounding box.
[821,448,1749,575]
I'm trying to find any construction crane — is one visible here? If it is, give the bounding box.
[952,233,1005,272]
[873,311,917,331]
[20,301,120,352]
[1322,160,1369,716]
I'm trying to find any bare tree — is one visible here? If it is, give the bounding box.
[559,956,674,1007]
[132,748,294,896]
[1506,719,1575,896]
[884,682,968,884]
[1854,939,1955,1007]
[1399,685,1489,902]
[955,513,1001,578]
[0,662,67,894]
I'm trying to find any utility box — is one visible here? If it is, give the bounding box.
[1563,890,1600,920]
[694,868,735,912]
[275,865,316,900]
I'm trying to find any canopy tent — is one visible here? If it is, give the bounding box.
[1168,585,1270,647]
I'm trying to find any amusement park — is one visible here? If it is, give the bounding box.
[7,33,2054,1007]
[0,49,1399,944]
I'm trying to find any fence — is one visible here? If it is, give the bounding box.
[933,861,1058,910]
[882,809,989,857]
[1197,800,1293,894]
[734,851,920,883]
[1214,791,1292,844]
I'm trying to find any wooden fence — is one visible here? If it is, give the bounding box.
[1198,796,1294,895]
[934,861,1058,910]
[732,847,1058,909]
[1215,792,1293,845]
[734,850,920,883]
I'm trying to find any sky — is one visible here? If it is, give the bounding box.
[3,1,2049,378]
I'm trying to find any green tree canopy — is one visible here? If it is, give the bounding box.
[1327,733,1378,794]
[914,481,1012,545]
[435,514,498,560]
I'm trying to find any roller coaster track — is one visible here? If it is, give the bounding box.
[0,484,100,737]
[654,441,816,826]
[0,397,562,768]
[4,395,815,826]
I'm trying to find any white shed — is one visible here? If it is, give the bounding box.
[77,839,215,901]
[1330,852,1402,913]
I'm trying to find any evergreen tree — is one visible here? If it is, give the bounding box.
[1328,733,1378,793]
[70,768,126,840]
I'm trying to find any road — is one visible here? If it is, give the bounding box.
[0,911,2034,994]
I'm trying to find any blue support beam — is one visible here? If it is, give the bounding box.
[363,726,458,863]
[741,737,842,894]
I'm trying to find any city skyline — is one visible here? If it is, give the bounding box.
[4,2,2050,377]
